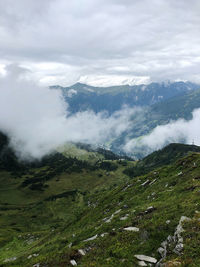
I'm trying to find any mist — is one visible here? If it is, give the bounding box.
[0,65,136,160]
[124,109,200,156]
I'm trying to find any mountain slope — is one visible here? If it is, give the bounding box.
[110,88,200,157]
[123,143,200,177]
[1,142,200,266]
[53,82,200,158]
[52,81,199,114]
[151,87,200,121]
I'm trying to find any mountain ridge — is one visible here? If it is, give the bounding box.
[51,81,199,114]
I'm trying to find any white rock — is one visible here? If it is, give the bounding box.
[175,216,191,242]
[78,249,86,256]
[83,234,98,242]
[70,259,77,266]
[114,209,121,215]
[150,179,157,185]
[180,216,191,224]
[138,261,147,266]
[167,235,173,243]
[120,215,129,221]
[134,255,157,263]
[27,255,32,259]
[105,219,111,223]
[104,213,114,223]
[174,243,184,253]
[3,257,17,263]
[157,247,165,257]
[166,220,171,224]
[141,180,150,186]
[100,233,108,237]
[124,227,139,232]
[147,206,154,210]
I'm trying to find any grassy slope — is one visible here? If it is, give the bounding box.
[1,150,200,266]
[123,143,200,177]
[57,143,104,164]
[151,88,200,120]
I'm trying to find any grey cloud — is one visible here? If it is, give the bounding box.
[124,108,200,156]
[0,0,200,85]
[0,65,136,160]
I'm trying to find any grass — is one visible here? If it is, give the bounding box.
[1,152,200,266]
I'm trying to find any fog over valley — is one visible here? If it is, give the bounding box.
[1,64,200,161]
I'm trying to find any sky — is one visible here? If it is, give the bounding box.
[0,0,200,86]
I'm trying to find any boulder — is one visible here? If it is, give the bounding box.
[78,249,86,256]
[100,232,108,237]
[134,255,157,263]
[120,214,129,221]
[138,261,148,266]
[70,259,77,266]
[83,234,98,242]
[3,257,17,263]
[124,227,139,232]
[141,180,150,186]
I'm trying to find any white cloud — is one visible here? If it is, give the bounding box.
[124,109,200,156]
[0,0,200,85]
[0,65,136,160]
[78,75,150,87]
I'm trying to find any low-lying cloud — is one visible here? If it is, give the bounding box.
[124,109,200,156]
[0,65,136,160]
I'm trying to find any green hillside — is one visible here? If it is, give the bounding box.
[151,88,200,121]
[124,143,200,177]
[1,135,200,266]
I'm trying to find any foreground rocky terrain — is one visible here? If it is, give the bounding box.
[0,132,200,266]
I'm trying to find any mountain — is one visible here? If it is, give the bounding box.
[123,143,200,177]
[110,88,200,157]
[51,82,200,158]
[1,133,200,266]
[52,81,199,114]
[151,87,200,121]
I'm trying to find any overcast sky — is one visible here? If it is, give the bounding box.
[0,0,200,86]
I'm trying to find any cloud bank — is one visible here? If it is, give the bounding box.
[0,65,136,160]
[124,109,200,156]
[0,0,200,85]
